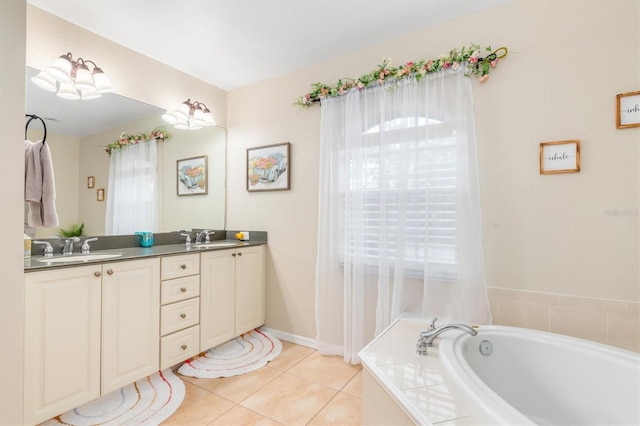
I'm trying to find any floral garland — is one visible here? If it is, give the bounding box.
[104,126,170,156]
[294,44,507,107]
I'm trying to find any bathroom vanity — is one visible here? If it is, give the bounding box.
[23,239,265,425]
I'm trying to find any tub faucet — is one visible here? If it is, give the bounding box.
[416,323,478,355]
[62,237,80,255]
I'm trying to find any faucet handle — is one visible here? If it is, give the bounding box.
[427,317,438,332]
[32,241,53,257]
[81,237,98,254]
[180,232,192,247]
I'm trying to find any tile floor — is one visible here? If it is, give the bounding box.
[163,341,363,425]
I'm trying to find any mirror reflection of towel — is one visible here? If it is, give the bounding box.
[24,140,59,228]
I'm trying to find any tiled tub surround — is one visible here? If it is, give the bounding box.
[488,287,640,352]
[359,318,640,425]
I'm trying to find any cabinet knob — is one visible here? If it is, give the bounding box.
[181,344,187,350]
[232,253,236,257]
[106,269,114,275]
[180,264,187,269]
[180,287,187,293]
[237,252,243,257]
[180,313,186,319]
[94,271,102,277]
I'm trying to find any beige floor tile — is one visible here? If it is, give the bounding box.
[341,370,363,397]
[161,381,234,425]
[240,372,338,426]
[267,341,315,371]
[192,366,282,403]
[210,405,284,426]
[288,351,361,390]
[308,392,362,426]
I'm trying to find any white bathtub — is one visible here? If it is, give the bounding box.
[439,326,640,425]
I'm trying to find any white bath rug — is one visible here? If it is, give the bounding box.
[178,328,282,379]
[41,369,184,426]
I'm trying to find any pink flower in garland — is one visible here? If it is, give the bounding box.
[491,58,499,68]
[479,74,490,83]
[452,62,460,70]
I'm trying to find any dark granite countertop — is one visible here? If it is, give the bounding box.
[25,230,267,272]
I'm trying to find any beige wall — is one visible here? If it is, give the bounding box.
[227,0,640,341]
[1,0,26,423]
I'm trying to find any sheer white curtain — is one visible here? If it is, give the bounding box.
[315,68,491,364]
[105,140,158,235]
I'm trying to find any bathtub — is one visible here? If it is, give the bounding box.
[438,326,640,425]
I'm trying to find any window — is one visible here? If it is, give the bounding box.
[343,118,457,280]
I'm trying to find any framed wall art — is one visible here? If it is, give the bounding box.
[540,139,580,174]
[247,142,290,192]
[177,155,208,196]
[96,188,105,201]
[87,176,95,188]
[616,90,640,129]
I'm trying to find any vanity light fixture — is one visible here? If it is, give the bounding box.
[31,52,115,100]
[161,99,216,130]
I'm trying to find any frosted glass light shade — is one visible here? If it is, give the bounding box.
[56,82,80,100]
[47,54,73,82]
[203,109,216,126]
[31,71,57,92]
[73,63,94,91]
[81,87,102,100]
[191,108,206,127]
[161,111,179,125]
[92,67,114,93]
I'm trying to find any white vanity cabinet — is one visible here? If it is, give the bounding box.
[101,258,160,394]
[200,245,265,351]
[24,265,101,426]
[159,253,201,370]
[24,257,160,425]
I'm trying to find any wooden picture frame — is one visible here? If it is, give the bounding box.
[96,188,105,201]
[616,91,640,129]
[540,140,581,174]
[177,155,208,196]
[87,176,95,188]
[247,142,290,192]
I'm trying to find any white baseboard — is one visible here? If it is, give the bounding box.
[260,327,317,349]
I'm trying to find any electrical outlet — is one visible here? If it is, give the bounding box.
[240,231,250,240]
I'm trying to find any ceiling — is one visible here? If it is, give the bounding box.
[27,0,511,92]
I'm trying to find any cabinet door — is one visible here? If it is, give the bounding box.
[101,258,160,394]
[235,245,266,335]
[24,266,101,425]
[200,250,235,351]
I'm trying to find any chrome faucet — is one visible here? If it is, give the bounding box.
[62,237,81,255]
[195,230,214,244]
[416,323,478,355]
[81,237,98,254]
[32,240,53,257]
[180,232,192,248]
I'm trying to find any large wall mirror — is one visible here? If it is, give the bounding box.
[25,66,226,238]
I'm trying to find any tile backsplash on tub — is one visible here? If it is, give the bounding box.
[488,287,640,352]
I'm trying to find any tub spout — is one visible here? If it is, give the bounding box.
[416,323,478,355]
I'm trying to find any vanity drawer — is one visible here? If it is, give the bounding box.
[161,253,200,280]
[161,298,199,336]
[161,275,200,305]
[160,325,200,370]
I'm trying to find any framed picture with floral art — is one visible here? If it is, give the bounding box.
[247,142,290,192]
[177,155,208,196]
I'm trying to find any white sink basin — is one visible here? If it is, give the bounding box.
[194,242,244,248]
[37,253,123,263]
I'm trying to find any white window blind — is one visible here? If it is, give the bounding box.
[343,121,458,280]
